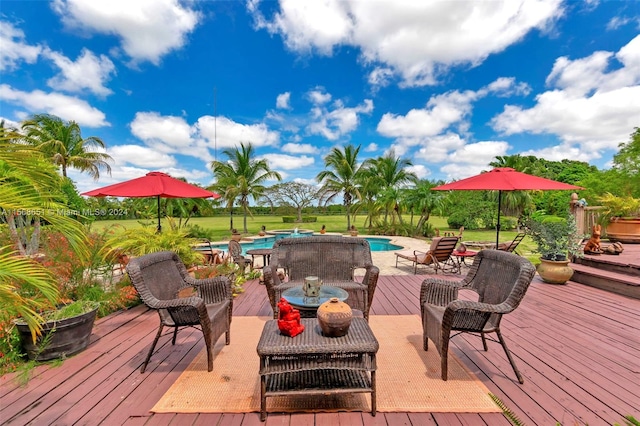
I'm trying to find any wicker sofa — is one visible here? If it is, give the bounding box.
[262,235,380,320]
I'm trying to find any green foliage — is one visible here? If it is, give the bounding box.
[526,213,582,261]
[103,225,204,267]
[301,216,317,222]
[597,193,640,220]
[489,393,525,426]
[184,224,217,240]
[39,300,99,322]
[282,216,296,223]
[614,415,639,426]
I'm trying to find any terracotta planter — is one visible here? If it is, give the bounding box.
[16,305,98,361]
[605,217,640,244]
[537,258,574,284]
[317,297,352,337]
[231,233,242,241]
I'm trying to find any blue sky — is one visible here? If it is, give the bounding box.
[1,0,639,194]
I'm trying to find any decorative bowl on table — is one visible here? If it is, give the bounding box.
[317,297,352,337]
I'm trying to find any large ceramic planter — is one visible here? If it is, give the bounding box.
[16,305,98,361]
[605,217,640,244]
[537,258,574,284]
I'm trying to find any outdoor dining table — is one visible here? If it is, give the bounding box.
[246,248,272,269]
[281,286,349,318]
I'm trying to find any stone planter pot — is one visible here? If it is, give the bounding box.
[605,217,640,244]
[16,305,98,361]
[537,258,574,284]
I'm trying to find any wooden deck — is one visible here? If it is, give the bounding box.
[2,265,639,425]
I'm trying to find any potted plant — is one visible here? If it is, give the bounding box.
[597,193,640,243]
[526,214,582,284]
[14,300,99,361]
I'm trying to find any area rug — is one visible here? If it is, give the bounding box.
[151,315,499,414]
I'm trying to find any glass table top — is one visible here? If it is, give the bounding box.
[282,286,348,309]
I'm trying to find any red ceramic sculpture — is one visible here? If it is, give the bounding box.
[277,298,305,337]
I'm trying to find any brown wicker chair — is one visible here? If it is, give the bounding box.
[420,249,536,383]
[262,236,379,320]
[126,251,233,373]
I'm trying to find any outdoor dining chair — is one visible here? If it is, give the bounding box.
[126,251,233,373]
[420,249,536,383]
[227,239,253,271]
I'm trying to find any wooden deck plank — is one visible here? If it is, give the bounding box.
[3,265,640,425]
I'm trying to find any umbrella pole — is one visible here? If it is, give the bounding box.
[157,196,161,233]
[496,190,502,248]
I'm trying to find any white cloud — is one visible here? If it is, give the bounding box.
[51,0,200,65]
[406,164,430,180]
[108,144,177,168]
[484,77,531,97]
[448,141,511,166]
[196,115,280,149]
[0,84,108,127]
[307,87,332,105]
[492,35,640,152]
[130,112,193,148]
[520,143,595,163]
[276,92,291,109]
[45,48,116,96]
[249,0,563,87]
[264,153,314,170]
[378,90,478,138]
[281,142,319,154]
[307,99,373,140]
[411,133,467,163]
[364,142,378,152]
[0,21,42,71]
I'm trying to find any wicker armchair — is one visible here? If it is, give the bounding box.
[126,251,233,373]
[420,249,536,383]
[262,236,379,320]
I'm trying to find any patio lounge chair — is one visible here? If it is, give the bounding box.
[126,251,233,373]
[497,232,525,253]
[420,249,536,383]
[395,236,459,274]
[262,235,379,320]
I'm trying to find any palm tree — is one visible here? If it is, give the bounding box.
[363,151,417,226]
[316,144,365,230]
[21,113,113,180]
[404,179,445,236]
[210,142,281,233]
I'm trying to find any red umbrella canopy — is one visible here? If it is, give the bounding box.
[82,171,219,198]
[432,167,583,247]
[82,172,219,232]
[431,167,583,191]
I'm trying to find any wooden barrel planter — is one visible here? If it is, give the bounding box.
[15,304,99,361]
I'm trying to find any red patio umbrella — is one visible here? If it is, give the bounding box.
[82,171,220,232]
[432,167,583,247]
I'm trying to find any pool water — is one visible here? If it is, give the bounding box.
[207,235,401,255]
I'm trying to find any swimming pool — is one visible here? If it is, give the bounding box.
[207,235,401,255]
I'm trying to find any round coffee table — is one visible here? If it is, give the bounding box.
[282,286,349,317]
